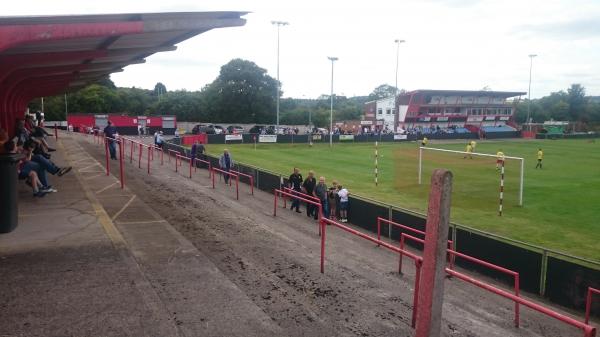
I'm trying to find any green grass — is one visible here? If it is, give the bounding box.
[206,139,600,261]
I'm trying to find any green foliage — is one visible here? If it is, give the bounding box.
[202,59,278,123]
[368,84,398,100]
[515,84,600,124]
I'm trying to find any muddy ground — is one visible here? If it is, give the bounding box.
[78,136,582,337]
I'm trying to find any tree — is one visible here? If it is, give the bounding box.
[154,82,167,99]
[202,59,278,123]
[368,84,399,100]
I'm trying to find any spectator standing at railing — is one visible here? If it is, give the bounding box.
[103,121,118,160]
[337,184,349,223]
[315,176,329,219]
[327,180,338,220]
[190,140,199,164]
[219,149,234,184]
[288,167,303,213]
[302,170,317,219]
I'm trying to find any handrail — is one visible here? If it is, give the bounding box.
[274,189,322,235]
[193,158,212,177]
[586,287,600,325]
[212,167,239,200]
[319,217,423,327]
[230,170,254,195]
[282,186,320,203]
[446,269,596,337]
[401,232,519,327]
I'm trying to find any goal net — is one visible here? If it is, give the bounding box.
[418,146,524,207]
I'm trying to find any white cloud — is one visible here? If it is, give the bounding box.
[3,0,600,98]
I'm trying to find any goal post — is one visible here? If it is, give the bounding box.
[418,146,524,206]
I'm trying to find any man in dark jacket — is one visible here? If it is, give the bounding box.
[288,167,303,213]
[315,176,329,219]
[302,170,317,219]
[218,149,234,184]
[103,121,118,160]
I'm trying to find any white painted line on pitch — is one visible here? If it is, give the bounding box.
[111,195,136,221]
[83,173,104,180]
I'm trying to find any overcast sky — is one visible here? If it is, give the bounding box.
[5,0,600,98]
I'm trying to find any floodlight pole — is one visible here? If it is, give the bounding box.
[527,54,537,131]
[328,56,338,147]
[272,20,289,130]
[394,39,405,96]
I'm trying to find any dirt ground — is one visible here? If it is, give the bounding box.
[78,136,585,337]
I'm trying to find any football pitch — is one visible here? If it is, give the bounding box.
[206,138,600,261]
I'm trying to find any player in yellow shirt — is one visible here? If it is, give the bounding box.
[421,137,428,147]
[496,149,505,170]
[535,148,543,169]
[470,140,477,151]
[463,143,473,159]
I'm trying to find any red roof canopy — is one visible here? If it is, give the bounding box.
[0,11,247,135]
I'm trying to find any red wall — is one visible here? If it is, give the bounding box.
[181,134,207,145]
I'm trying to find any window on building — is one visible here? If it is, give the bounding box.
[377,108,382,115]
[386,108,391,115]
[392,108,396,115]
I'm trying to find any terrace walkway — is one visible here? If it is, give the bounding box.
[0,134,280,337]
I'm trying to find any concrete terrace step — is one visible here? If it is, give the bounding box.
[0,134,280,337]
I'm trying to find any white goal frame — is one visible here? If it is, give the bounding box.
[418,146,524,206]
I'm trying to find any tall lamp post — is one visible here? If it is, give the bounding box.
[328,56,338,147]
[272,20,289,130]
[394,39,405,96]
[527,54,537,131]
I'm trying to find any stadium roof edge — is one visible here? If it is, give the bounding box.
[0,11,247,135]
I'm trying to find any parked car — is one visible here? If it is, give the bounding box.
[227,125,244,134]
[249,125,266,134]
[212,125,225,134]
[192,124,216,134]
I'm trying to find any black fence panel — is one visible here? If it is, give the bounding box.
[390,208,427,244]
[456,229,542,293]
[257,170,281,193]
[346,197,389,233]
[234,163,258,187]
[545,257,600,317]
[484,131,520,139]
[207,134,226,144]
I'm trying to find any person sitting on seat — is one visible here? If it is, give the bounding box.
[23,140,71,177]
[5,140,50,197]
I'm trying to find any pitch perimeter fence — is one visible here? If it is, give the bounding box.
[161,139,599,319]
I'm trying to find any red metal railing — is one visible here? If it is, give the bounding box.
[231,170,254,195]
[104,136,124,189]
[282,187,320,209]
[274,188,322,235]
[399,232,454,274]
[176,154,192,178]
[586,287,600,325]
[401,232,519,327]
[211,167,239,200]
[377,217,455,273]
[447,269,596,337]
[194,158,212,177]
[319,217,424,327]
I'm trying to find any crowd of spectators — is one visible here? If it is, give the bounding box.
[0,114,71,198]
[288,167,349,223]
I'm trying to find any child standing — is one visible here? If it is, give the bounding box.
[337,184,349,223]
